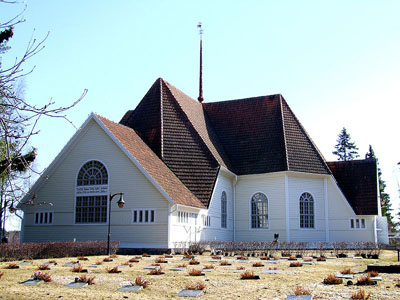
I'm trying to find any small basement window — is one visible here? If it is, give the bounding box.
[133,209,155,224]
[350,218,366,229]
[34,212,53,225]
[178,211,190,224]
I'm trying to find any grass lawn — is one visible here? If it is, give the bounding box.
[0,250,399,299]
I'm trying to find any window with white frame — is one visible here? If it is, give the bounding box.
[133,209,155,223]
[299,192,314,229]
[350,218,366,229]
[178,211,190,224]
[75,160,108,224]
[221,191,227,228]
[251,192,268,229]
[34,212,53,225]
[202,215,211,227]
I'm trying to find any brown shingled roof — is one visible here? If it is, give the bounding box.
[95,114,205,208]
[327,159,378,215]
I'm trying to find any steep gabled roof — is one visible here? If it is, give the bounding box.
[96,114,205,208]
[327,159,378,215]
[203,95,331,175]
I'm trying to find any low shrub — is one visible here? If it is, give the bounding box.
[294,286,311,296]
[4,263,19,269]
[351,289,370,299]
[185,281,206,290]
[177,263,187,268]
[203,265,214,269]
[367,271,379,277]
[95,261,103,265]
[188,268,203,276]
[323,274,343,285]
[77,256,88,261]
[109,254,118,258]
[237,266,245,270]
[260,256,268,260]
[37,264,50,270]
[148,267,164,275]
[240,270,257,279]
[341,268,354,275]
[252,262,264,267]
[289,262,302,267]
[396,280,400,288]
[103,257,113,262]
[189,260,200,265]
[122,262,133,267]
[155,258,167,263]
[211,256,221,260]
[288,256,297,261]
[33,271,52,282]
[0,241,119,261]
[106,266,121,273]
[269,267,277,270]
[134,277,150,288]
[142,253,151,257]
[0,271,3,279]
[220,260,231,266]
[151,263,160,266]
[71,265,85,273]
[164,254,173,258]
[78,275,95,285]
[48,260,57,264]
[237,255,247,260]
[304,258,313,262]
[316,257,326,261]
[356,275,376,286]
[184,254,194,259]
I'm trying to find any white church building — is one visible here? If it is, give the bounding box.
[20,78,389,249]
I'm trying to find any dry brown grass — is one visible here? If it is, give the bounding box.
[323,274,343,285]
[148,267,164,275]
[77,275,95,285]
[289,262,302,267]
[252,262,264,267]
[122,262,133,267]
[288,256,297,261]
[294,286,311,295]
[188,268,203,276]
[211,256,221,260]
[155,258,167,263]
[185,281,206,290]
[356,275,375,286]
[95,261,103,265]
[220,260,231,266]
[203,264,214,269]
[71,264,84,273]
[351,289,370,299]
[236,255,247,260]
[0,271,3,279]
[304,258,313,262]
[48,260,57,264]
[105,266,121,273]
[367,270,379,277]
[237,266,245,270]
[177,263,187,268]
[77,256,88,261]
[109,254,118,258]
[4,263,19,269]
[341,268,354,274]
[189,260,200,265]
[240,270,258,279]
[37,264,50,270]
[134,277,150,288]
[129,258,139,263]
[142,253,151,257]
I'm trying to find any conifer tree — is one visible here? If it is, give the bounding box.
[332,127,359,161]
[365,145,395,231]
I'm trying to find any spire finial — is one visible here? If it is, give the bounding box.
[197,22,204,103]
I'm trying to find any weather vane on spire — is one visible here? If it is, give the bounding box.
[197,22,204,103]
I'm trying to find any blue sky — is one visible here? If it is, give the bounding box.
[2,0,400,228]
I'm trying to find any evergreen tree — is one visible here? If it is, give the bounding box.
[332,127,359,161]
[365,145,395,231]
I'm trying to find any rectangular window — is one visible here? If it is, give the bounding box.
[350,218,366,229]
[34,212,54,225]
[76,195,107,223]
[178,211,191,224]
[133,210,155,224]
[202,215,211,227]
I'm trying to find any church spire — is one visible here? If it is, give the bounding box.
[197,22,204,103]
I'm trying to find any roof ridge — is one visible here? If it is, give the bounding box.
[203,94,282,105]
[278,95,289,171]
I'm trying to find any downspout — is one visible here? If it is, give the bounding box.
[233,174,237,242]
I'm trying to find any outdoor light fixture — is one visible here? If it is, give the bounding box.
[8,203,15,214]
[107,192,125,255]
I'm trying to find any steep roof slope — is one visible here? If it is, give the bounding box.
[327,159,378,215]
[203,95,331,175]
[96,114,204,208]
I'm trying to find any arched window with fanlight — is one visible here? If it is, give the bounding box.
[299,192,314,229]
[251,192,268,229]
[221,191,227,228]
[75,160,109,224]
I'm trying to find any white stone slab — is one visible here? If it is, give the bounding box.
[118,265,130,268]
[302,261,313,265]
[63,262,78,267]
[370,276,382,281]
[21,279,42,286]
[170,267,185,271]
[209,259,221,262]
[119,285,143,292]
[237,260,250,263]
[65,282,88,289]
[88,264,101,268]
[353,257,363,259]
[231,269,246,273]
[336,273,353,279]
[326,257,337,259]
[286,295,312,300]
[43,262,56,266]
[266,260,278,264]
[144,266,158,269]
[19,262,31,265]
[202,268,214,272]
[177,289,203,297]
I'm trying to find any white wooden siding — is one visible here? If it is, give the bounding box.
[23,119,169,248]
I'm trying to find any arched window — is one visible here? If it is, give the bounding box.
[251,193,268,229]
[75,160,109,223]
[221,191,227,228]
[299,192,314,229]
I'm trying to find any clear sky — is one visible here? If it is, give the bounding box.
[2,0,400,229]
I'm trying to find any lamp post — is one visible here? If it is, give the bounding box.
[107,192,125,255]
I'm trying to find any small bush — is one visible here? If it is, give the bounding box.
[185,281,206,290]
[189,260,200,265]
[38,264,51,270]
[341,268,354,274]
[134,277,150,288]
[5,263,19,269]
[396,280,400,288]
[288,256,297,261]
[188,268,203,276]
[177,263,187,268]
[316,257,326,261]
[304,258,313,262]
[155,258,167,263]
[71,264,85,273]
[351,289,370,299]
[128,258,139,263]
[78,275,95,285]
[367,271,379,277]
[220,260,231,266]
[77,256,88,261]
[142,253,151,257]
[294,286,311,296]
[103,257,113,262]
[163,254,173,258]
[323,274,343,285]
[95,261,103,265]
[211,256,221,260]
[356,275,375,286]
[289,262,302,267]
[106,266,121,273]
[269,267,277,270]
[122,262,133,267]
[237,255,247,260]
[40,273,53,282]
[237,266,245,270]
[48,260,57,264]
[109,254,118,258]
[148,267,164,275]
[184,254,194,259]
[0,271,4,279]
[151,263,160,266]
[252,262,264,267]
[203,265,214,269]
[240,270,257,279]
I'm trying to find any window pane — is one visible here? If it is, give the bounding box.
[139,211,143,223]
[145,210,149,222]
[49,213,53,224]
[133,211,137,223]
[151,210,155,222]
[356,219,360,228]
[361,219,365,228]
